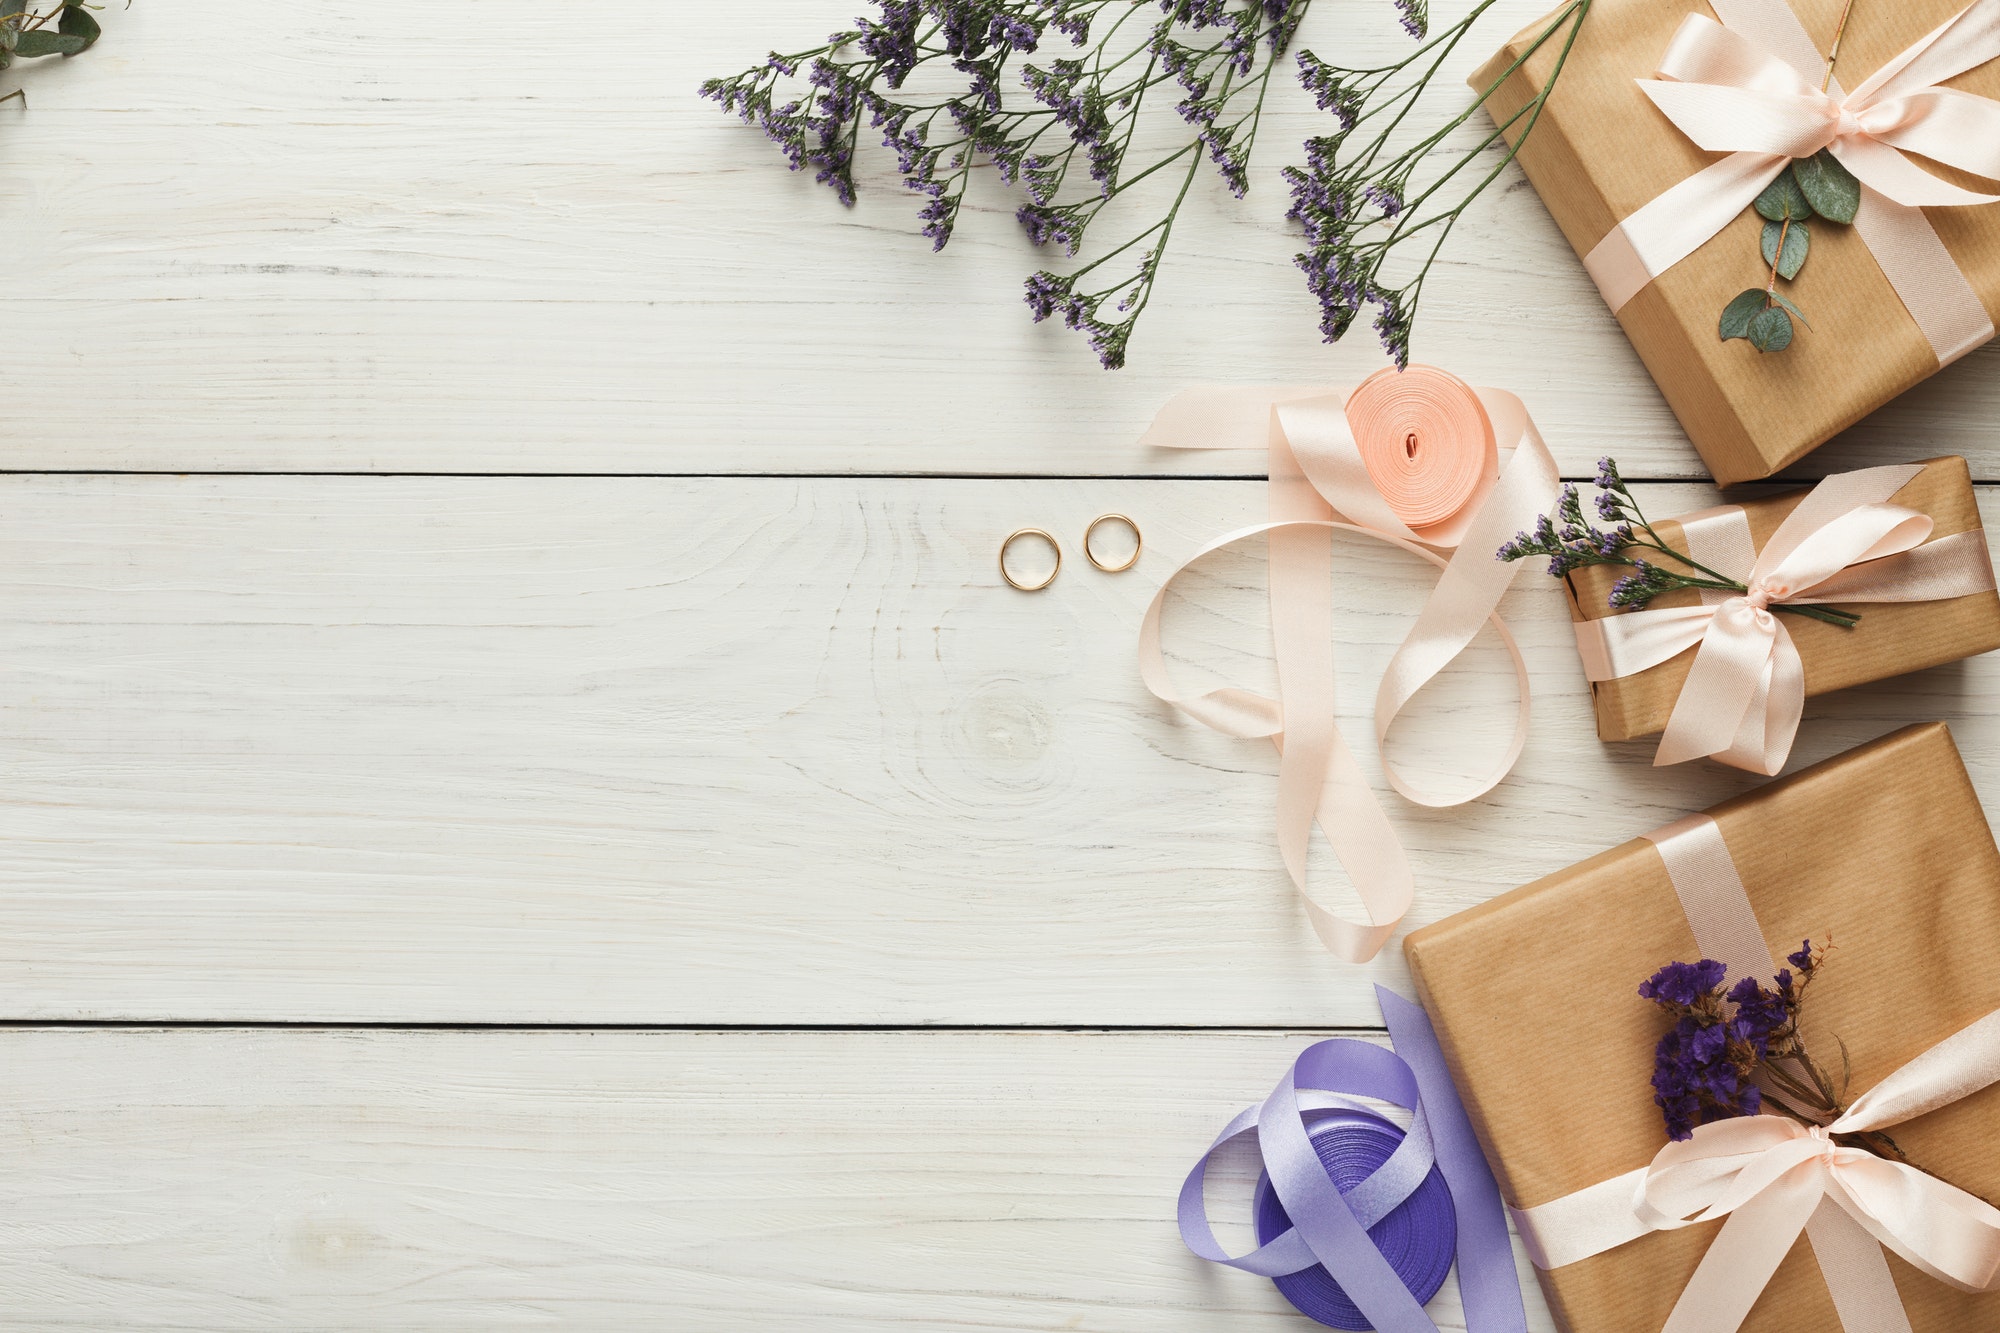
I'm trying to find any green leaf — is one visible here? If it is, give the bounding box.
[1748,305,1795,352]
[1793,150,1860,224]
[12,28,85,57]
[1769,289,1812,329]
[1720,288,1767,341]
[0,0,25,18]
[1754,170,1814,223]
[1761,218,1809,280]
[58,3,98,51]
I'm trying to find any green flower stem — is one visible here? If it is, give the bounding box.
[1369,0,1592,291]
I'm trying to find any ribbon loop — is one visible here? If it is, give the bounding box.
[1140,368,1558,961]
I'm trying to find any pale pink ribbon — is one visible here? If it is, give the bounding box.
[1136,383,1559,962]
[1510,813,2000,1333]
[1586,0,2000,363]
[1573,463,1997,774]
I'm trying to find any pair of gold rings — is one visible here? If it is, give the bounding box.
[1000,513,1142,592]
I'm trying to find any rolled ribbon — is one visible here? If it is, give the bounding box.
[1139,367,1560,962]
[1179,986,1529,1333]
[1507,813,2000,1333]
[1585,0,2000,364]
[1572,463,1997,775]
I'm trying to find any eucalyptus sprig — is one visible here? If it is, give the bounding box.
[1,0,102,105]
[1288,0,1592,366]
[1497,456,1862,629]
[1718,0,1861,353]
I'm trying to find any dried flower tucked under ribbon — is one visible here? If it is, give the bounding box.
[1495,455,1862,630]
[1716,0,1864,354]
[1638,941,1908,1163]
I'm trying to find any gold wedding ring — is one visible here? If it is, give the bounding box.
[1000,527,1062,592]
[1084,512,1142,573]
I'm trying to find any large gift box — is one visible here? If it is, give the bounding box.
[1404,722,2000,1331]
[1567,456,2000,746]
[1476,0,2000,484]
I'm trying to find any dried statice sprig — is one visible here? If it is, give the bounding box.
[700,1,1312,369]
[1639,940,1902,1160]
[1287,0,1591,367]
[1496,456,1862,630]
[1,0,102,105]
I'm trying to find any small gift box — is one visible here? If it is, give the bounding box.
[1475,0,2000,483]
[1404,722,2000,1332]
[1564,456,2000,771]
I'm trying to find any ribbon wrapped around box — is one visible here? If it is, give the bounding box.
[1476,0,2000,484]
[1565,456,2000,772]
[1405,722,2000,1332]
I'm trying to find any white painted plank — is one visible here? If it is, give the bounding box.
[4,0,1989,475]
[2,473,1992,1023]
[0,1026,1558,1331]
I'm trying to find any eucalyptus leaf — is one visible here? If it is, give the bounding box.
[1793,150,1860,224]
[1754,170,1814,223]
[1761,218,1809,280]
[1719,288,1766,341]
[1769,289,1812,329]
[58,3,98,50]
[0,0,25,18]
[1748,305,1795,352]
[12,28,84,57]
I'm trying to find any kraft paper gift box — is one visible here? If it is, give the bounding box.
[1565,455,2000,745]
[1475,0,2000,484]
[1404,722,2000,1332]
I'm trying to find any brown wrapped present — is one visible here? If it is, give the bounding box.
[1565,456,2000,764]
[1476,0,2000,483]
[1404,723,2000,1332]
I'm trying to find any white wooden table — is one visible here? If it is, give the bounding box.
[4,1,1999,1327]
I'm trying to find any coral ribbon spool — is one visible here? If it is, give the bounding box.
[1138,367,1560,963]
[1344,366,1499,543]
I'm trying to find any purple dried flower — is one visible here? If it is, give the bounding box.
[1639,959,1728,1008]
[1365,182,1404,217]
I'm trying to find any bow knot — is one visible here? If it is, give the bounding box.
[1642,8,2000,210]
[1631,1010,2000,1333]
[1583,0,2000,360]
[1829,103,1867,144]
[1569,464,1997,776]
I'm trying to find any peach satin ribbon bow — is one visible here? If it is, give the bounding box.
[1136,368,1559,963]
[1588,0,2000,362]
[1573,464,1996,775]
[1640,1010,2000,1333]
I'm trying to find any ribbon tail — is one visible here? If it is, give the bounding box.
[1654,606,1779,769]
[1661,1169,1825,1333]
[1712,619,1802,776]
[1585,153,1787,311]
[1379,988,1530,1333]
[1373,418,1557,807]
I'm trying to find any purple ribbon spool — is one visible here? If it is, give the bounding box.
[1252,1112,1457,1329]
[1179,987,1529,1333]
